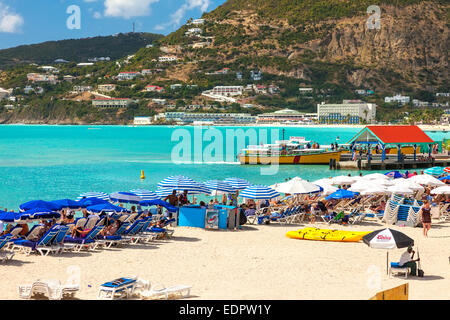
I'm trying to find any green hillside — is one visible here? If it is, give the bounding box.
[0,32,163,67]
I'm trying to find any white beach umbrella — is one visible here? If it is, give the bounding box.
[313,178,334,187]
[371,179,395,187]
[362,173,390,180]
[394,180,424,192]
[331,175,357,185]
[273,177,321,194]
[348,182,368,193]
[430,186,450,195]
[360,186,390,196]
[387,185,414,195]
[320,184,338,196]
[408,174,445,187]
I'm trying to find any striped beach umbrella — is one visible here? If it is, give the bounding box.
[157,175,205,193]
[424,166,444,176]
[204,180,236,194]
[77,192,110,201]
[444,167,450,173]
[155,187,176,198]
[86,203,129,214]
[240,185,280,200]
[109,192,142,204]
[129,189,159,201]
[223,178,250,190]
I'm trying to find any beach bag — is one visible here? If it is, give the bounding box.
[417,249,424,277]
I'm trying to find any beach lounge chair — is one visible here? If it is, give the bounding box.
[137,282,192,300]
[121,219,146,244]
[50,225,70,253]
[12,225,60,256]
[63,225,105,252]
[18,279,79,300]
[96,222,131,248]
[389,262,409,279]
[144,219,176,240]
[98,276,138,300]
[83,215,101,230]
[0,235,14,262]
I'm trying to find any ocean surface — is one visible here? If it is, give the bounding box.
[0,125,448,210]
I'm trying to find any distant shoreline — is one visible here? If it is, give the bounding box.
[1,123,449,132]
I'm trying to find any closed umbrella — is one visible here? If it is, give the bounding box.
[363,228,415,275]
[240,185,280,200]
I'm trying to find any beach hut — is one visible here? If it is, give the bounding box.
[349,125,435,161]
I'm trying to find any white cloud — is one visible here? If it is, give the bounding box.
[0,2,24,33]
[156,0,210,31]
[104,0,159,19]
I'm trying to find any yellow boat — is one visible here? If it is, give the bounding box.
[286,227,370,242]
[239,137,341,165]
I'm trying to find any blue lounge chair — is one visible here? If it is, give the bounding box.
[0,235,14,262]
[121,219,146,244]
[145,218,176,239]
[50,225,70,253]
[98,276,138,300]
[63,225,105,252]
[96,222,131,248]
[12,225,60,256]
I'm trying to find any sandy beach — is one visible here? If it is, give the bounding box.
[1,219,449,300]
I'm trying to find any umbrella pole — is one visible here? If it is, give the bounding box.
[386,251,389,275]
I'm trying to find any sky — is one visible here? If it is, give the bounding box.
[0,0,227,49]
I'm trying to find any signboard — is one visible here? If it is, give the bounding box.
[205,210,219,229]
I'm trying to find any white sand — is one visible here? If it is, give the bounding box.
[1,220,449,300]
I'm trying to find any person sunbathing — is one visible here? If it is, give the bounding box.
[100,220,121,237]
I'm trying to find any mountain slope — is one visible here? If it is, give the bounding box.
[154,0,449,92]
[0,32,163,66]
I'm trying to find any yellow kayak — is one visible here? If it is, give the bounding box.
[286,227,370,242]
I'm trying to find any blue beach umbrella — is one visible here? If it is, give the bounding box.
[129,189,159,201]
[109,192,143,204]
[50,199,82,209]
[384,171,404,179]
[240,185,280,200]
[86,203,129,214]
[204,180,236,194]
[325,189,359,200]
[77,192,110,201]
[223,178,250,190]
[424,166,444,177]
[77,197,109,207]
[0,208,60,223]
[438,175,450,181]
[19,200,62,212]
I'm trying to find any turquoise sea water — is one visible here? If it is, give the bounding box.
[0,125,448,210]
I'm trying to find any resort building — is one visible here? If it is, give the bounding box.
[299,88,314,94]
[98,84,116,93]
[170,84,183,90]
[133,117,153,125]
[436,93,450,97]
[152,99,167,105]
[0,88,10,99]
[211,86,243,97]
[145,85,165,93]
[72,86,92,93]
[92,98,132,108]
[158,56,178,63]
[257,109,312,124]
[77,63,94,67]
[39,66,59,73]
[160,112,257,125]
[63,75,76,82]
[250,70,262,81]
[117,72,139,81]
[27,73,58,84]
[190,19,205,25]
[384,94,410,104]
[317,100,376,124]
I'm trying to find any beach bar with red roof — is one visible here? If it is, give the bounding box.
[348,125,435,162]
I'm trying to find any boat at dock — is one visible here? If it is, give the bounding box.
[238,137,341,165]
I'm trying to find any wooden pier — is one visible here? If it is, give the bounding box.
[337,153,450,171]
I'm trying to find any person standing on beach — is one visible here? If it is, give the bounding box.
[164,190,179,207]
[419,200,432,237]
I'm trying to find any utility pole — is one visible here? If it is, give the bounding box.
[132,22,135,33]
